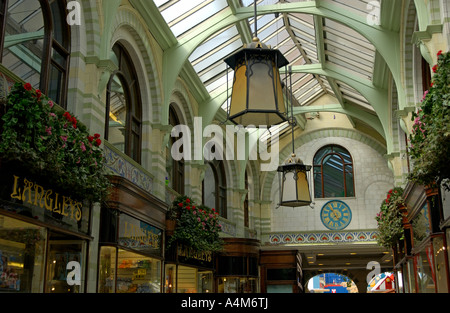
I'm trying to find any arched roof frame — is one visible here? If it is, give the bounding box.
[131,0,407,154]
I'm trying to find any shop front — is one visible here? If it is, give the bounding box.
[0,171,92,293]
[97,176,166,293]
[164,242,215,293]
[215,238,260,293]
[396,182,450,293]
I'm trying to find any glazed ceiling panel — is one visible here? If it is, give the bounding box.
[153,0,381,128]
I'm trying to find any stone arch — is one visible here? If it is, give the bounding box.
[108,6,162,124]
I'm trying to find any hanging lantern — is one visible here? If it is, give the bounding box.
[277,153,312,207]
[224,37,289,127]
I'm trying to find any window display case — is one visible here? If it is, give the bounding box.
[0,215,46,293]
[98,247,162,293]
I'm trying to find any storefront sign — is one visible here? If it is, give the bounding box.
[118,214,162,256]
[10,175,82,222]
[2,174,90,235]
[177,244,213,268]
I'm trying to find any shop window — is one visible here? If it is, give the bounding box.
[217,277,258,293]
[98,247,162,293]
[202,160,227,218]
[313,145,355,198]
[416,246,436,293]
[45,232,86,293]
[0,0,71,108]
[166,105,184,194]
[0,215,47,293]
[164,264,213,293]
[105,43,142,164]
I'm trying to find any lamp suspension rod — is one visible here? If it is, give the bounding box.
[289,66,295,155]
[254,0,257,38]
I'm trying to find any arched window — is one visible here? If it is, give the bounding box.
[0,0,71,108]
[166,105,184,195]
[105,43,142,163]
[313,145,355,198]
[203,160,227,218]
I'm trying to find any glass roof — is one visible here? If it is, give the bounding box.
[154,0,379,124]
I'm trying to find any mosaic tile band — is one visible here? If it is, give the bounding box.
[268,231,378,245]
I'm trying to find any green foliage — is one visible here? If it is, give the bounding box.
[409,50,450,190]
[375,187,405,249]
[167,195,223,252]
[0,82,111,202]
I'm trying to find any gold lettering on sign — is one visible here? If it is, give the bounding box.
[177,245,212,263]
[10,175,83,222]
[122,221,160,249]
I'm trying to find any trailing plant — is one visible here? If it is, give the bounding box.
[0,82,111,202]
[409,50,450,190]
[375,187,406,249]
[167,195,223,252]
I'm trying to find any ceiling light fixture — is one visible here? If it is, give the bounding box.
[224,0,288,127]
[277,66,313,208]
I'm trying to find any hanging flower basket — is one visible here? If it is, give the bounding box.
[409,50,450,190]
[166,195,223,252]
[375,187,406,249]
[0,82,111,203]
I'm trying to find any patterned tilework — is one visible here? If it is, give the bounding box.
[103,143,153,194]
[268,230,378,245]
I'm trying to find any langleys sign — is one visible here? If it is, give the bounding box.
[3,174,90,235]
[10,175,82,222]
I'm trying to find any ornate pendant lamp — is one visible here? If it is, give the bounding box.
[277,67,312,207]
[224,1,288,127]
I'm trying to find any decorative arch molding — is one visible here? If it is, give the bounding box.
[260,128,387,202]
[107,6,162,122]
[170,79,195,129]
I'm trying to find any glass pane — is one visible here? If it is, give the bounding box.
[217,277,258,293]
[197,270,213,293]
[108,75,127,153]
[116,249,161,293]
[323,154,345,197]
[0,215,47,293]
[48,64,63,104]
[98,246,116,293]
[164,264,176,293]
[416,248,436,293]
[50,0,67,47]
[45,237,85,293]
[2,1,44,88]
[177,265,197,293]
[203,164,216,209]
[345,165,354,197]
[433,236,449,292]
[313,170,322,198]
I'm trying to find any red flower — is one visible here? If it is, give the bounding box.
[87,136,94,142]
[178,202,183,207]
[24,83,32,91]
[186,205,191,210]
[94,133,101,138]
[186,198,191,203]
[432,64,438,73]
[437,50,443,57]
[95,138,102,146]
[35,89,42,99]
